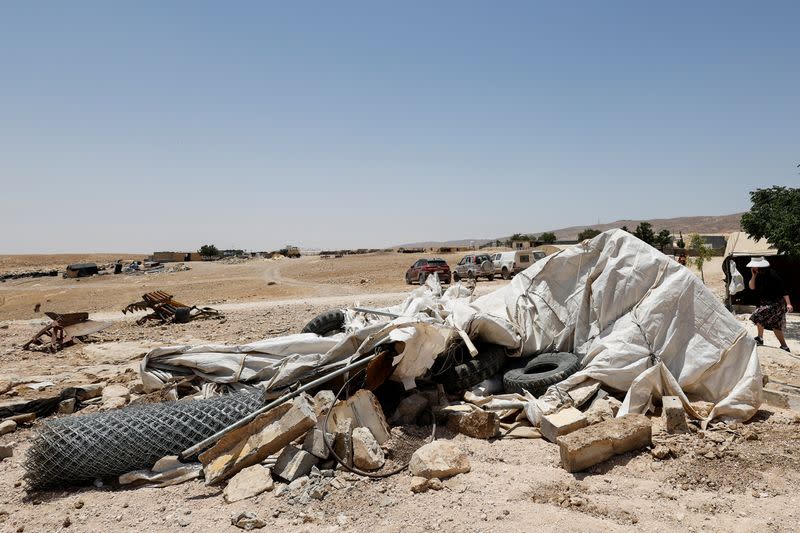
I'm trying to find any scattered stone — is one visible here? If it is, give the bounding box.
[231,511,266,530]
[101,397,127,410]
[302,428,331,460]
[410,441,470,479]
[57,398,76,415]
[6,413,36,424]
[63,516,71,528]
[313,390,336,419]
[391,393,429,425]
[75,383,105,401]
[0,444,13,460]
[427,478,443,490]
[308,482,327,500]
[540,407,588,443]
[457,409,498,439]
[334,419,354,468]
[585,398,617,425]
[651,444,671,459]
[352,427,385,470]
[224,465,274,503]
[102,384,130,402]
[662,396,689,434]
[558,414,652,473]
[74,500,84,509]
[410,476,430,493]
[0,419,17,435]
[273,446,318,482]
[152,455,182,473]
[0,380,12,395]
[288,476,309,492]
[567,380,601,408]
[200,394,317,484]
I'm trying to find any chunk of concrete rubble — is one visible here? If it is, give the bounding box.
[585,398,619,425]
[567,380,601,408]
[231,511,266,530]
[0,380,12,395]
[762,386,800,412]
[662,396,689,434]
[352,427,385,470]
[102,384,130,401]
[57,398,76,415]
[313,390,336,420]
[540,407,588,443]
[200,394,317,484]
[651,444,671,459]
[302,428,331,460]
[391,393,429,425]
[273,445,318,482]
[152,455,182,473]
[409,441,470,479]
[333,418,353,468]
[457,409,498,440]
[5,412,35,424]
[0,444,12,460]
[558,414,652,472]
[224,465,274,503]
[75,383,104,401]
[118,462,202,487]
[326,389,390,444]
[0,419,17,435]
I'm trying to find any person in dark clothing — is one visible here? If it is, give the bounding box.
[747,257,793,352]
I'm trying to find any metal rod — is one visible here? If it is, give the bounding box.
[179,351,381,460]
[350,307,401,318]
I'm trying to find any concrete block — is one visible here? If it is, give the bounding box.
[302,428,331,460]
[0,419,17,436]
[457,409,498,439]
[273,445,318,482]
[540,407,588,443]
[326,389,390,444]
[223,465,274,503]
[558,414,652,473]
[200,393,317,484]
[662,396,689,434]
[409,441,470,479]
[333,418,353,468]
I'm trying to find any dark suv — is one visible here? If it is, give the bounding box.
[405,258,451,285]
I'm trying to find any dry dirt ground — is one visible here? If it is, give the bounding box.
[1,253,799,532]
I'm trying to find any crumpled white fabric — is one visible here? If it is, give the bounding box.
[140,230,762,422]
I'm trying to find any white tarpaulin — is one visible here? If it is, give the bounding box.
[140,229,762,422]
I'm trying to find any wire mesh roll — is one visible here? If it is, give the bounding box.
[24,391,265,490]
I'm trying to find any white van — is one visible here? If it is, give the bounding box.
[491,250,545,279]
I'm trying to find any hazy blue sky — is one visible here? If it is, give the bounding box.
[1,1,798,253]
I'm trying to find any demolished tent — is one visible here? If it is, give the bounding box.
[140,229,761,423]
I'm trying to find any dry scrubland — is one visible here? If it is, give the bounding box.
[0,252,799,532]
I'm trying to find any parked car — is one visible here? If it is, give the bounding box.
[453,253,494,282]
[405,258,451,285]
[491,250,546,279]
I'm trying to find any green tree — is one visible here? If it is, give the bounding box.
[676,231,685,249]
[621,225,629,232]
[539,232,557,244]
[509,233,525,242]
[741,186,800,257]
[633,222,655,245]
[689,233,713,283]
[654,229,672,252]
[577,228,601,241]
[198,244,220,257]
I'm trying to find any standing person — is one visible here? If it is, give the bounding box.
[748,257,794,352]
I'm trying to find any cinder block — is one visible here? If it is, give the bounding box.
[558,414,652,473]
[272,445,318,482]
[662,396,689,434]
[540,407,588,443]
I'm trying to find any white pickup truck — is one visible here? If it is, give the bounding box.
[491,250,545,279]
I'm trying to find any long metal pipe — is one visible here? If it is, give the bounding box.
[179,351,380,460]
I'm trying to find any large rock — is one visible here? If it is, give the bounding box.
[558,414,652,473]
[409,441,470,479]
[391,394,429,425]
[326,389,390,444]
[457,409,498,440]
[0,419,17,436]
[0,445,13,460]
[200,394,317,484]
[223,465,274,503]
[352,427,385,470]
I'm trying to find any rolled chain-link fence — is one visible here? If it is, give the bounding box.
[24,392,265,490]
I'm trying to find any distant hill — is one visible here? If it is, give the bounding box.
[396,213,744,248]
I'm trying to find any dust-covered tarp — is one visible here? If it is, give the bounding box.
[140,229,762,423]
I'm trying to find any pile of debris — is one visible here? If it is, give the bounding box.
[122,291,222,325]
[16,230,769,528]
[0,269,58,282]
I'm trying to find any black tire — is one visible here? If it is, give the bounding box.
[468,270,475,280]
[405,273,412,285]
[301,309,346,336]
[453,272,460,282]
[433,342,508,393]
[418,273,426,285]
[487,274,494,281]
[503,352,581,396]
[501,267,510,280]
